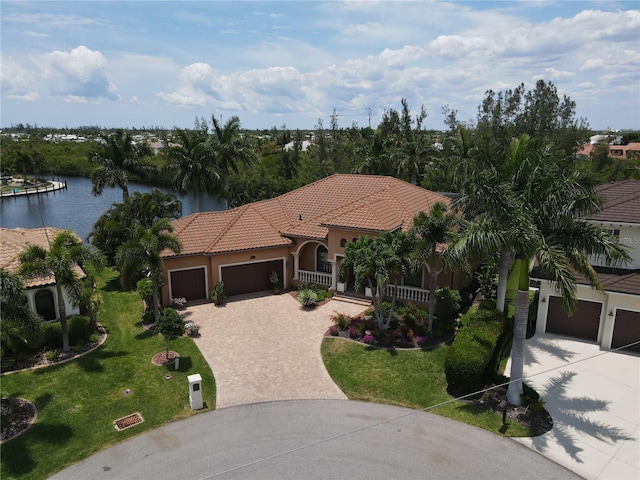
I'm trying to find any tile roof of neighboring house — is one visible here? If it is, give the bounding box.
[586,180,640,225]
[531,265,640,296]
[169,174,451,256]
[0,227,85,288]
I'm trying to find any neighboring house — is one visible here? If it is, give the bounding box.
[576,142,640,160]
[532,180,640,352]
[161,174,467,306]
[0,227,84,321]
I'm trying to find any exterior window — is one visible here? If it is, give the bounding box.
[340,238,347,247]
[35,289,56,321]
[404,270,422,288]
[316,245,332,273]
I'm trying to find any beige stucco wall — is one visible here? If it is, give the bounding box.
[536,279,640,350]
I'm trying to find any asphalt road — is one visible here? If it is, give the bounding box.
[50,400,580,480]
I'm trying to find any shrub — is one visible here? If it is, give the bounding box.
[435,288,461,323]
[297,288,319,307]
[330,311,351,330]
[141,309,155,324]
[210,281,225,305]
[136,278,154,309]
[362,334,376,345]
[348,326,360,339]
[39,322,62,351]
[478,298,497,311]
[445,309,504,395]
[45,350,59,362]
[67,316,93,345]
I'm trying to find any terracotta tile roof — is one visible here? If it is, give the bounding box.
[532,264,640,296]
[586,180,640,225]
[0,227,85,288]
[168,174,452,255]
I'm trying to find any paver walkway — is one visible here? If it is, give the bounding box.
[184,292,369,408]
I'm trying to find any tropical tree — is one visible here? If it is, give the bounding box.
[0,269,43,358]
[155,307,185,361]
[88,129,154,202]
[210,115,256,209]
[115,219,182,322]
[89,189,182,271]
[18,230,104,352]
[341,231,415,330]
[411,201,459,332]
[166,127,219,213]
[464,137,629,404]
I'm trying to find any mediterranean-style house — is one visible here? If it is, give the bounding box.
[0,227,84,321]
[161,174,468,307]
[532,180,640,353]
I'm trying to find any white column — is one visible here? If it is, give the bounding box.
[329,259,337,290]
[291,252,300,280]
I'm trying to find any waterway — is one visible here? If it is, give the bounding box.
[0,176,225,242]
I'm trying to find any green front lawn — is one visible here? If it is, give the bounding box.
[0,270,216,480]
[322,338,533,437]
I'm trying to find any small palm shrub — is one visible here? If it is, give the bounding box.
[297,288,319,307]
[330,311,351,330]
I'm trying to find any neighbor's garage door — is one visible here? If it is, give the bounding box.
[546,296,601,342]
[612,309,640,353]
[221,260,284,296]
[170,268,207,302]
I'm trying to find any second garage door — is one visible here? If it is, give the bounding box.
[611,309,640,353]
[546,296,602,342]
[221,260,284,297]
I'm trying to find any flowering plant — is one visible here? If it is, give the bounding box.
[172,297,187,308]
[362,334,376,345]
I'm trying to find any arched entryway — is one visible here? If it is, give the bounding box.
[35,289,57,320]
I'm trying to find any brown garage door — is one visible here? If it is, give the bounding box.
[546,296,601,342]
[222,260,284,297]
[170,268,207,302]
[612,309,640,353]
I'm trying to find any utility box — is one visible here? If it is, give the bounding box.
[188,374,203,410]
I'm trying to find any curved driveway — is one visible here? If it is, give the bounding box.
[183,293,370,408]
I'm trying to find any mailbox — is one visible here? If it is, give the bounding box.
[187,373,203,410]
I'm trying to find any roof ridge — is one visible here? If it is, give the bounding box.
[203,206,248,252]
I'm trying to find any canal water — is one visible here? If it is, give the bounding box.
[0,176,225,242]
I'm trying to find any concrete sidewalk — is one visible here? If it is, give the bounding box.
[508,334,639,480]
[183,293,369,408]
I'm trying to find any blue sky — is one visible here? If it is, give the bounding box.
[1,1,639,131]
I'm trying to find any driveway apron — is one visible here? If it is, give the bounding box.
[508,334,639,480]
[185,293,369,409]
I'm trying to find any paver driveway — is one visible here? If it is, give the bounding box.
[508,334,639,480]
[184,292,370,408]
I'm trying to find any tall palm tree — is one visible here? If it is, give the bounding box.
[89,129,154,202]
[411,202,459,333]
[210,115,255,209]
[18,230,104,352]
[166,128,219,213]
[115,219,181,322]
[0,269,43,356]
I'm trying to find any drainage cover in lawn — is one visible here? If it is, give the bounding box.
[113,412,144,431]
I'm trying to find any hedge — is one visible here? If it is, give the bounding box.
[444,308,505,395]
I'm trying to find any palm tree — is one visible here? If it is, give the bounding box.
[18,230,104,352]
[166,128,219,213]
[0,269,43,357]
[115,219,181,322]
[210,115,255,209]
[411,202,459,333]
[88,129,154,202]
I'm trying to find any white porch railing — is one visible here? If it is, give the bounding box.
[298,270,332,286]
[386,284,429,303]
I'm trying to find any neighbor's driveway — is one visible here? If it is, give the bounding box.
[508,334,639,480]
[183,293,369,409]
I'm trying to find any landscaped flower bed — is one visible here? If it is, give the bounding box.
[327,303,456,349]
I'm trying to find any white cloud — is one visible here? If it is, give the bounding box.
[38,46,119,101]
[1,56,38,97]
[545,68,575,79]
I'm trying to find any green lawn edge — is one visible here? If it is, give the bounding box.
[0,269,216,480]
[322,337,535,438]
